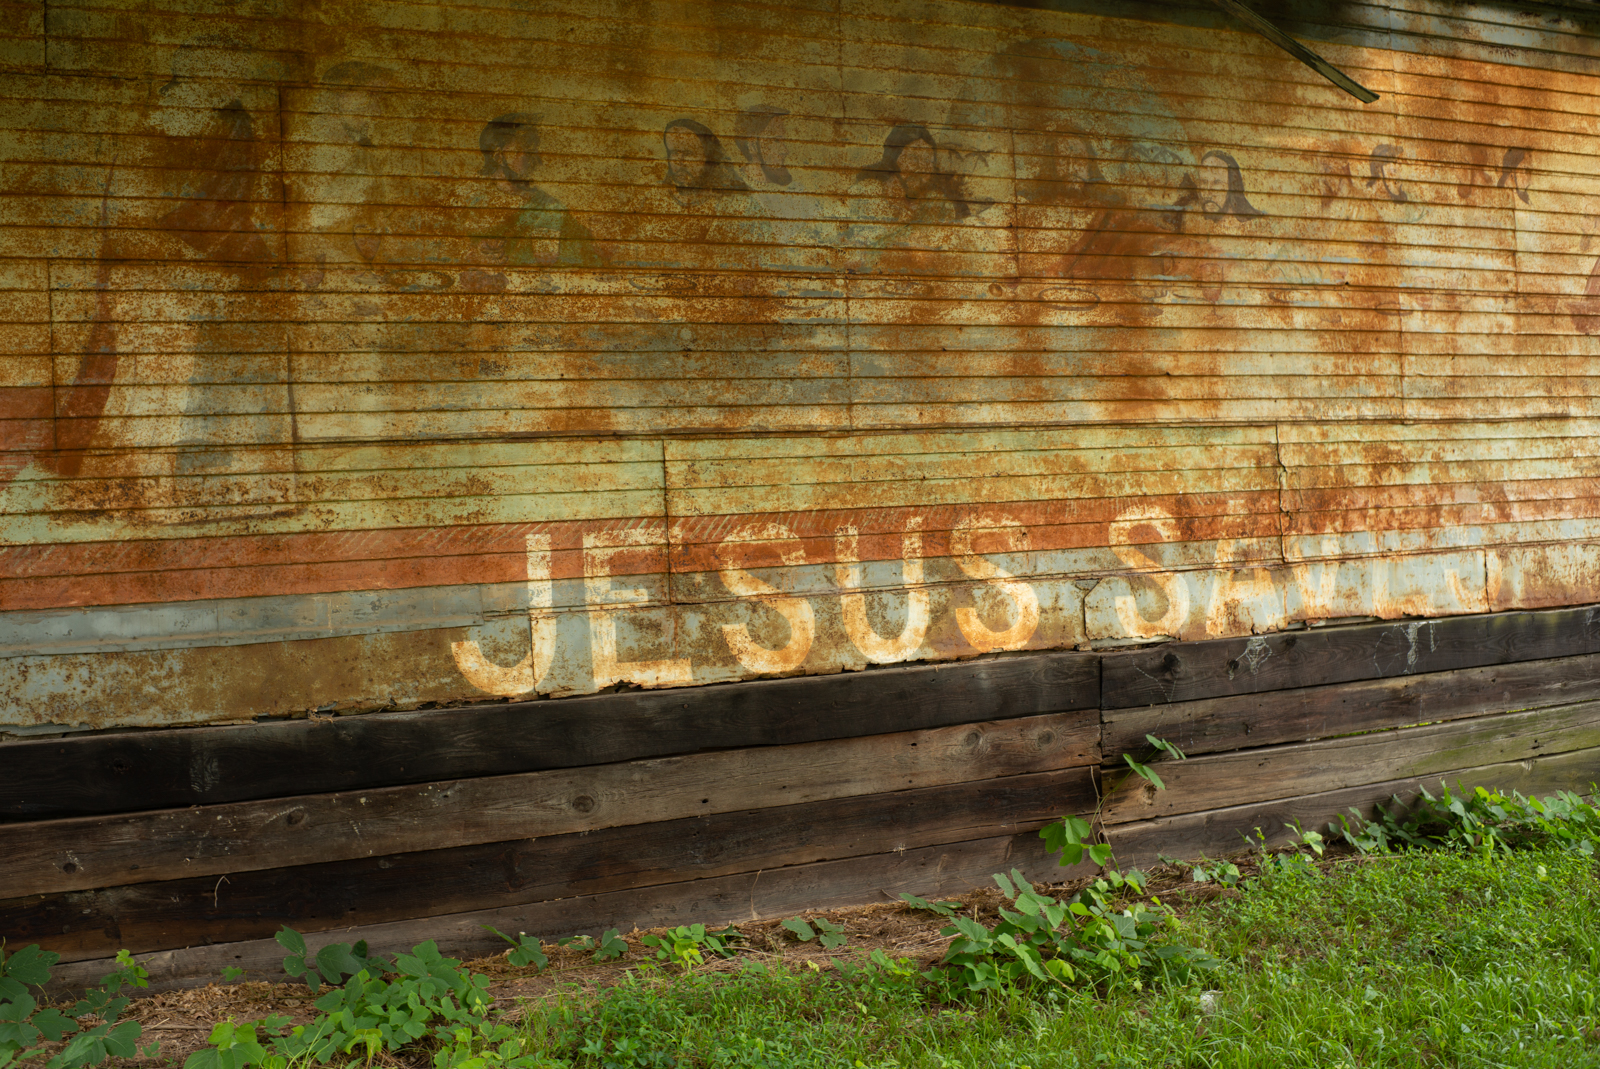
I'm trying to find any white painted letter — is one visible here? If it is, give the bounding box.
[718,522,815,674]
[1202,539,1281,636]
[584,529,692,689]
[1107,506,1190,638]
[952,514,1040,652]
[836,518,929,663]
[1288,535,1344,620]
[451,534,556,696]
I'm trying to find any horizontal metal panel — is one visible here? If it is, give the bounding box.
[0,583,533,657]
[4,0,1600,727]
[0,534,1579,729]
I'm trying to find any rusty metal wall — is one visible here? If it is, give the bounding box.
[3,0,1599,730]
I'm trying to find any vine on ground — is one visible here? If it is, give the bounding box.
[1332,783,1600,857]
[0,947,156,1069]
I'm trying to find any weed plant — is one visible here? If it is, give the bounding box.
[5,782,1598,1068]
[502,826,1600,1068]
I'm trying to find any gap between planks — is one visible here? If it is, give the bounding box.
[4,766,1099,962]
[43,829,1099,996]
[0,710,1098,899]
[1107,744,1600,867]
[1101,699,1600,824]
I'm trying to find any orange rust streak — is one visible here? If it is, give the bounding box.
[670,493,1283,561]
[0,490,1284,612]
[0,523,667,611]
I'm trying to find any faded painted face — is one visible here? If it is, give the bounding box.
[665,126,708,186]
[326,87,381,147]
[1196,153,1233,215]
[153,76,218,138]
[495,126,543,186]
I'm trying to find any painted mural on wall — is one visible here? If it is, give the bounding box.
[2,0,1597,726]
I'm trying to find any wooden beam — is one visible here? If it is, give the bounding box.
[3,767,1097,961]
[1103,654,1600,759]
[1107,745,1600,867]
[0,651,1100,819]
[0,711,1097,899]
[1101,605,1600,709]
[1205,0,1379,103]
[44,829,1089,995]
[1102,701,1600,824]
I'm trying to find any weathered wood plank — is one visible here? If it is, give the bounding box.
[3,767,1096,962]
[45,828,1089,995]
[0,651,1100,820]
[1107,744,1600,867]
[1100,605,1600,709]
[0,711,1097,899]
[1102,700,1600,824]
[1103,653,1600,759]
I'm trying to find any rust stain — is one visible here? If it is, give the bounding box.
[2,0,1599,726]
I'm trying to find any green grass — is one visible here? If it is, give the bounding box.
[505,848,1600,1068]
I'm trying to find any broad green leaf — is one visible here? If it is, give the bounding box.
[594,930,627,962]
[274,929,307,957]
[0,948,56,990]
[1044,958,1075,982]
[897,893,957,917]
[102,1021,140,1060]
[1123,754,1165,791]
[315,945,361,984]
[28,1009,73,1044]
[52,1028,105,1069]
[0,995,36,1023]
[780,918,816,942]
[952,917,989,942]
[0,1019,41,1052]
[1146,734,1186,761]
[510,946,546,969]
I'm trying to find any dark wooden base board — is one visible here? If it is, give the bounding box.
[8,768,1097,963]
[1107,744,1600,867]
[1102,653,1600,760]
[1102,700,1600,823]
[1101,604,1600,708]
[46,830,1095,996]
[1,711,1098,901]
[19,603,1600,992]
[3,652,1100,820]
[13,603,1599,822]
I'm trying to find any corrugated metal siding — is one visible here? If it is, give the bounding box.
[3,0,1600,728]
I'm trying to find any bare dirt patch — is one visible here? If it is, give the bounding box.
[55,857,1264,1069]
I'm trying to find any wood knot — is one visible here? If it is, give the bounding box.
[286,811,306,826]
[572,795,596,813]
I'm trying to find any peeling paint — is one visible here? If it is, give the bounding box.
[4,0,1600,727]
